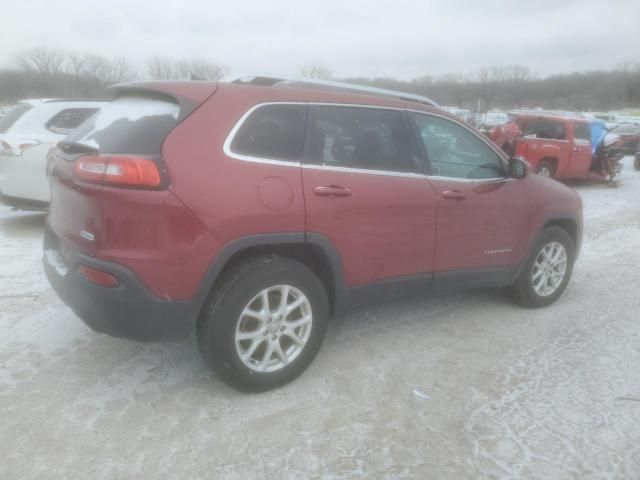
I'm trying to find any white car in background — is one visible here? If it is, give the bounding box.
[0,105,15,119]
[0,99,104,209]
[441,106,473,123]
[479,111,509,128]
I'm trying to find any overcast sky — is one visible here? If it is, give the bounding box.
[2,0,639,79]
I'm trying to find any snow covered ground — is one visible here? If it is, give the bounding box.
[1,159,639,479]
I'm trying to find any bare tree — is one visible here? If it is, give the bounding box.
[620,62,640,106]
[4,47,640,111]
[148,57,226,80]
[176,58,228,80]
[15,47,68,94]
[147,57,176,80]
[474,66,508,109]
[104,57,136,84]
[66,51,90,95]
[299,64,332,80]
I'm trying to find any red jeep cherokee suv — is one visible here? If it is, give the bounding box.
[44,77,582,391]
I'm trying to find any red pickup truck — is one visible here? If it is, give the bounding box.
[512,115,594,179]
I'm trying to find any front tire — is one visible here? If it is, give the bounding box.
[509,226,575,308]
[197,255,329,392]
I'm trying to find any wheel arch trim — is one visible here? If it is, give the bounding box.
[517,212,582,280]
[192,232,348,316]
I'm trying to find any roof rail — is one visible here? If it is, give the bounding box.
[231,75,439,107]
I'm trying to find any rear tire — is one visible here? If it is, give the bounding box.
[634,154,640,171]
[508,226,575,308]
[197,255,329,392]
[536,160,556,179]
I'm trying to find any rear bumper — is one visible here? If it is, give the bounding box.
[43,226,196,341]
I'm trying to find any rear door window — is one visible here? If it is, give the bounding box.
[230,105,305,161]
[64,96,179,154]
[303,105,416,173]
[46,108,100,135]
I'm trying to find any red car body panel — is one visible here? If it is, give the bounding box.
[428,177,530,271]
[302,167,438,285]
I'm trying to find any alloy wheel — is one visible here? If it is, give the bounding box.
[531,241,568,297]
[235,285,313,372]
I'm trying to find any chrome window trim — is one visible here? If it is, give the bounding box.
[301,163,427,179]
[223,101,426,178]
[427,175,513,184]
[406,109,510,183]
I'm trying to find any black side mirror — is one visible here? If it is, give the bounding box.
[508,157,528,179]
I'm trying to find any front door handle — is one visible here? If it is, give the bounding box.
[442,190,466,200]
[313,185,352,197]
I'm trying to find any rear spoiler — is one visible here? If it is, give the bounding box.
[108,81,218,122]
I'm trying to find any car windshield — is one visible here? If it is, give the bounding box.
[0,103,32,133]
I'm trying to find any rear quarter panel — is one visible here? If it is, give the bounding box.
[94,187,211,300]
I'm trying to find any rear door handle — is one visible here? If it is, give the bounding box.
[442,190,466,200]
[313,186,352,197]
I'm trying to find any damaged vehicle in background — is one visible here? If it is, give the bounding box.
[491,113,624,184]
[0,99,104,210]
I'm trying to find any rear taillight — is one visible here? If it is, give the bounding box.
[78,265,120,288]
[73,155,163,188]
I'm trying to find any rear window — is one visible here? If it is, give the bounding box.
[64,96,179,154]
[230,105,305,161]
[0,103,33,133]
[46,108,100,135]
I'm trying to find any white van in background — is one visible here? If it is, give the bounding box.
[0,99,104,209]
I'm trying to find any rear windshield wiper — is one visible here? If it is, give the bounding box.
[57,140,99,154]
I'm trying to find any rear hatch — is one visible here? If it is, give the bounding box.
[46,83,216,258]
